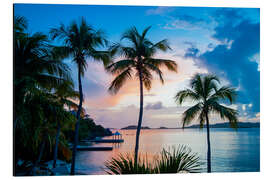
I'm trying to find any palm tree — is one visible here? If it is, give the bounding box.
[51,80,79,168]
[50,18,111,175]
[106,26,178,162]
[14,17,72,173]
[175,74,238,172]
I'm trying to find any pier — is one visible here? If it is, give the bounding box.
[77,145,113,151]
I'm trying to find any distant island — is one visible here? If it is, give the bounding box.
[185,122,260,129]
[121,122,260,129]
[121,125,151,130]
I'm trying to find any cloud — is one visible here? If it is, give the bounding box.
[187,8,260,116]
[162,10,213,30]
[145,101,164,110]
[146,7,174,15]
[183,42,200,58]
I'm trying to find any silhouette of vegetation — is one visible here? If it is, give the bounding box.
[107,26,177,162]
[50,17,112,175]
[14,16,112,176]
[175,73,238,172]
[104,145,201,174]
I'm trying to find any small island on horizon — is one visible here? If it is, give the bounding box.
[121,122,260,130]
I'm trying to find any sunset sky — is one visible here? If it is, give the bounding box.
[14,4,260,128]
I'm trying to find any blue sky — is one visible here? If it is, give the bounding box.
[14,4,260,128]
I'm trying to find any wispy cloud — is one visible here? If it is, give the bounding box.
[146,6,174,15]
[145,101,164,110]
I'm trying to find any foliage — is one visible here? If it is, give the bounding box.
[175,74,238,128]
[107,26,178,94]
[105,153,154,174]
[106,26,178,163]
[105,145,201,174]
[154,145,202,173]
[14,16,78,175]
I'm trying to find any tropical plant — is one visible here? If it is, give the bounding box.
[50,17,111,175]
[106,26,177,162]
[104,145,201,174]
[14,16,71,130]
[105,153,154,174]
[154,145,201,173]
[14,16,74,175]
[51,80,79,168]
[175,74,238,172]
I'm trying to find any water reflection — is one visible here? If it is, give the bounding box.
[76,128,260,174]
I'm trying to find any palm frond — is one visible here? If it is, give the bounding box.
[210,86,237,104]
[105,153,153,174]
[190,74,204,97]
[121,26,140,47]
[14,16,28,33]
[106,59,136,75]
[141,26,151,39]
[108,68,132,94]
[182,103,203,128]
[155,145,202,173]
[175,89,201,105]
[209,102,238,128]
[151,39,172,52]
[203,74,220,98]
[145,58,177,72]
[140,67,153,91]
[143,62,164,84]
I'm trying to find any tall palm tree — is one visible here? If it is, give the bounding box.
[51,80,79,168]
[50,18,111,175]
[175,74,238,172]
[14,17,72,172]
[106,26,178,162]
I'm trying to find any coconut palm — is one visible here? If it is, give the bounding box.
[175,74,238,172]
[50,18,111,175]
[51,80,79,168]
[14,22,71,130]
[14,17,72,173]
[106,26,177,162]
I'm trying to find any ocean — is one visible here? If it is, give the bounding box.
[75,128,260,174]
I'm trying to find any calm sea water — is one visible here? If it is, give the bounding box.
[76,128,260,174]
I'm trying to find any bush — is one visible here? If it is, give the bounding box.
[104,145,202,174]
[105,153,154,174]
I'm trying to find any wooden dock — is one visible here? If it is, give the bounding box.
[89,139,124,143]
[77,145,113,151]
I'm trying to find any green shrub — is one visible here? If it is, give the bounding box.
[105,153,154,174]
[104,145,202,174]
[154,145,202,173]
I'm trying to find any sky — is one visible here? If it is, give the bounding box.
[14,4,260,129]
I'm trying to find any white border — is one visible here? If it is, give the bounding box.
[1,0,269,180]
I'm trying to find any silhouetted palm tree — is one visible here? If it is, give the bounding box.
[14,17,72,171]
[50,18,111,175]
[107,26,177,162]
[175,74,238,172]
[51,80,79,168]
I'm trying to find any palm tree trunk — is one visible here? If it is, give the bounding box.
[71,67,83,175]
[31,135,46,175]
[205,113,211,173]
[134,69,144,163]
[53,122,61,168]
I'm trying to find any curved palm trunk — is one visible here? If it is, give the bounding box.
[71,67,83,175]
[134,69,144,163]
[53,122,61,168]
[205,113,211,173]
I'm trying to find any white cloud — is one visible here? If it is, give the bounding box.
[146,7,174,15]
